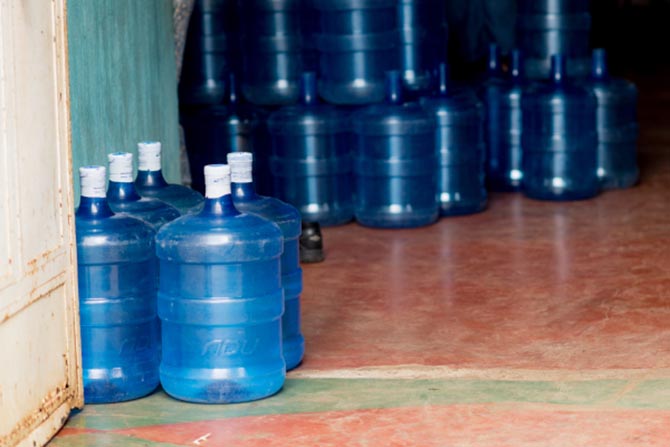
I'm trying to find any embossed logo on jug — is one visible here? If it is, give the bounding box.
[120,335,151,353]
[201,338,260,356]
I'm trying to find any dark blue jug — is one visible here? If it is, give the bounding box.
[421,64,487,216]
[134,141,204,214]
[106,152,180,229]
[588,49,639,189]
[156,164,285,403]
[354,70,438,228]
[268,72,354,226]
[517,0,591,80]
[179,0,239,105]
[181,75,271,195]
[522,54,599,201]
[76,166,160,403]
[314,0,400,105]
[483,49,525,192]
[239,0,302,105]
[398,0,447,96]
[228,152,305,370]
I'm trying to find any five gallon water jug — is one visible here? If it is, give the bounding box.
[522,54,599,200]
[398,0,447,96]
[588,49,639,189]
[134,141,204,214]
[314,0,400,105]
[106,152,180,229]
[421,64,487,216]
[76,166,160,403]
[157,164,285,403]
[354,70,438,228]
[239,0,302,105]
[517,0,591,80]
[179,0,238,105]
[181,75,270,194]
[269,72,354,226]
[228,152,304,370]
[484,49,525,192]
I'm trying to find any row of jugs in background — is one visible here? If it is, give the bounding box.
[76,145,304,404]
[179,0,448,107]
[481,45,639,200]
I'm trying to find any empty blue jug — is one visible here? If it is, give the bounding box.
[483,49,525,192]
[228,152,305,370]
[422,64,487,216]
[157,164,285,403]
[588,49,639,189]
[107,152,180,229]
[268,72,354,226]
[353,70,438,228]
[522,54,599,201]
[517,0,592,79]
[134,141,204,214]
[76,166,160,403]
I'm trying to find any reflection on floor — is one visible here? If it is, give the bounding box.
[51,73,670,446]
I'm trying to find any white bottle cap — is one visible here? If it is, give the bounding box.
[79,165,107,198]
[108,152,134,183]
[204,164,231,198]
[137,141,162,171]
[227,152,253,184]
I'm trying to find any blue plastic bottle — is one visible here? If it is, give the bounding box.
[421,64,487,216]
[181,75,270,195]
[353,70,438,228]
[239,0,302,105]
[314,0,400,105]
[106,152,180,229]
[76,166,160,403]
[517,0,591,80]
[588,49,639,189]
[268,72,354,226]
[157,164,285,403]
[522,54,599,201]
[483,49,525,192]
[398,0,447,96]
[134,141,204,214]
[228,152,304,370]
[179,0,238,105]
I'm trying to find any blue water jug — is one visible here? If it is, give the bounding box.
[398,0,447,96]
[179,0,239,105]
[181,75,271,195]
[421,64,487,216]
[522,54,599,200]
[588,49,639,189]
[76,166,160,403]
[314,0,400,105]
[239,0,302,105]
[483,49,525,192]
[106,152,180,229]
[157,164,285,403]
[268,72,354,226]
[134,141,204,214]
[354,70,438,228]
[517,0,591,79]
[228,152,304,370]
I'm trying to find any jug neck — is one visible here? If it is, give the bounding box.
[201,194,240,217]
[108,181,142,202]
[591,49,609,80]
[510,49,523,82]
[228,72,239,106]
[300,72,318,106]
[136,169,169,189]
[437,63,449,96]
[487,43,502,77]
[385,70,403,104]
[550,54,567,85]
[77,196,114,219]
[232,182,259,202]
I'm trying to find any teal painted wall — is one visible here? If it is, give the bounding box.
[68,0,180,200]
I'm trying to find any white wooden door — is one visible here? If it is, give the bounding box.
[0,1,83,446]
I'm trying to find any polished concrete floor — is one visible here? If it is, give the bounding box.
[52,75,670,446]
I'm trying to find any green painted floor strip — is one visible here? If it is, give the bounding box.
[65,377,670,431]
[50,432,185,447]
